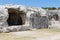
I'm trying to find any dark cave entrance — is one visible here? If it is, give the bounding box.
[7,8,25,26]
[48,14,59,21]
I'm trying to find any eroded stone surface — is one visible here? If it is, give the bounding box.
[0,4,60,32]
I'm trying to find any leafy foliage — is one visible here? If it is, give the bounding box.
[42,7,56,10]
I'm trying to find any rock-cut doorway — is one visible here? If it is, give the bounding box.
[7,8,25,26]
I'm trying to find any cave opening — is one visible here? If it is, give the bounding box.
[7,8,25,26]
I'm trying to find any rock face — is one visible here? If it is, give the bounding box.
[0,4,60,32]
[0,9,8,29]
[46,10,60,29]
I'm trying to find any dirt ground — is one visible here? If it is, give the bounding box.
[0,29,60,40]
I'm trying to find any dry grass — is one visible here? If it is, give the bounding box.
[0,29,60,40]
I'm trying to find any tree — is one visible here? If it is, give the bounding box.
[42,7,56,10]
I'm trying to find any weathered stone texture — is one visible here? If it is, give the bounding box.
[0,4,60,32]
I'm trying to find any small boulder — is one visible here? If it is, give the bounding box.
[0,29,3,33]
[2,27,9,33]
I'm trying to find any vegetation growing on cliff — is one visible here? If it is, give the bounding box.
[42,7,60,10]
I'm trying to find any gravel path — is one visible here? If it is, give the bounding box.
[11,30,60,40]
[36,34,60,40]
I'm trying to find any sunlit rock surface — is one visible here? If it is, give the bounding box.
[0,4,60,32]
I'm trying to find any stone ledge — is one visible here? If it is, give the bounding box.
[0,25,32,33]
